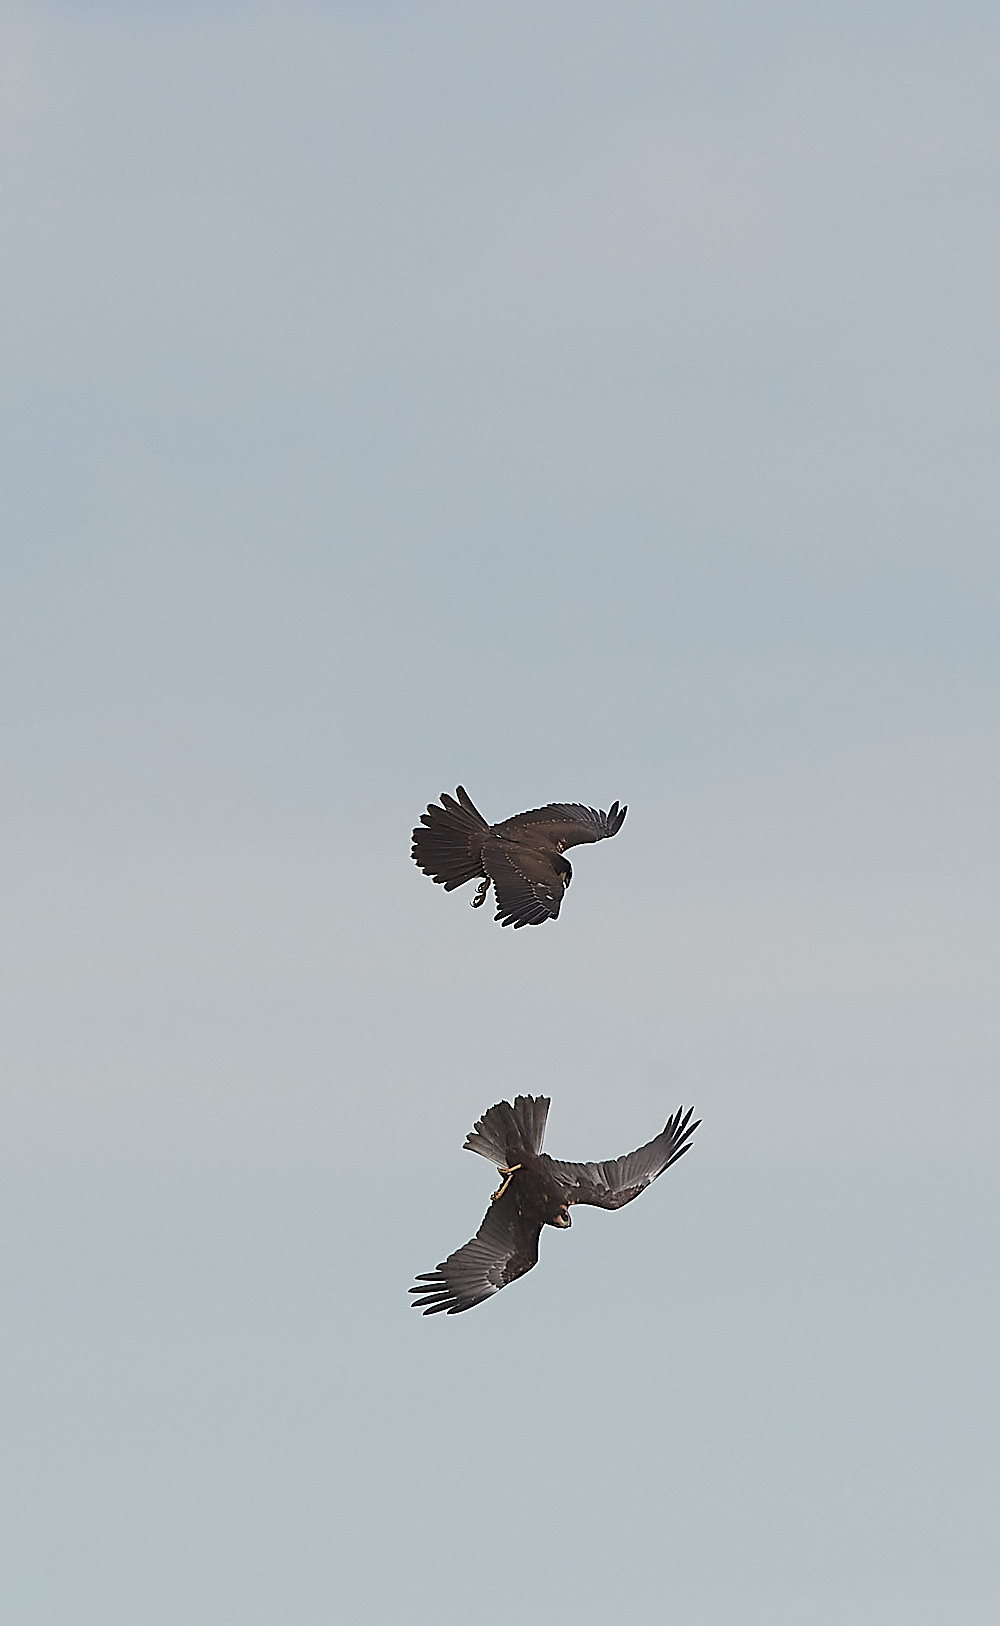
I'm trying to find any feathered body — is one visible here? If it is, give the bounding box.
[411,1095,699,1315]
[411,786,627,927]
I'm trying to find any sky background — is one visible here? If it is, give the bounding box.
[1,3,999,1622]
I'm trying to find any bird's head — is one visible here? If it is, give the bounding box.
[550,1203,572,1229]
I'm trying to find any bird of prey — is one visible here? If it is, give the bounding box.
[411,786,627,928]
[410,1095,698,1315]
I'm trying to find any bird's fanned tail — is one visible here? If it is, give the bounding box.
[411,786,489,891]
[463,1094,551,1166]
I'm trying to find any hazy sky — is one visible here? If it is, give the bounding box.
[1,4,998,1623]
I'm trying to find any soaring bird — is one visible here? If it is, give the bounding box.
[410,1095,698,1315]
[411,786,627,928]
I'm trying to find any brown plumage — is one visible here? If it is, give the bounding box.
[411,786,627,928]
[410,1095,699,1315]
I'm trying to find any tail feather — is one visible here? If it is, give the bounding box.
[464,1095,551,1167]
[411,786,489,891]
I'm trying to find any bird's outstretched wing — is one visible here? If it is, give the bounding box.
[493,800,626,849]
[543,1106,699,1210]
[410,1190,542,1315]
[482,839,566,928]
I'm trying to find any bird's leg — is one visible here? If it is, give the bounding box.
[471,877,490,908]
[491,1164,521,1201]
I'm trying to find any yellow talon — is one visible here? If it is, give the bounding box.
[491,1164,521,1201]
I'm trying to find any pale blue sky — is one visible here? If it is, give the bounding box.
[1,4,998,1623]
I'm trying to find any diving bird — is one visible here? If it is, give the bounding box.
[411,786,626,928]
[410,1095,698,1315]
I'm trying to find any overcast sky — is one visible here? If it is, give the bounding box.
[1,4,998,1623]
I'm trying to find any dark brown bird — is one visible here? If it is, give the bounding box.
[410,1095,699,1315]
[411,786,627,928]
